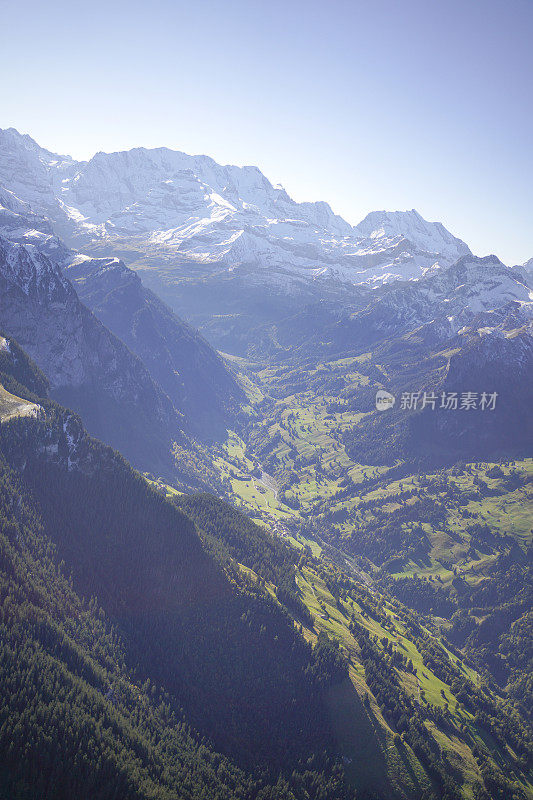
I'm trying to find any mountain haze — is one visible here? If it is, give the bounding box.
[0,125,532,800]
[65,254,244,438]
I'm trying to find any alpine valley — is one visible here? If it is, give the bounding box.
[0,127,531,800]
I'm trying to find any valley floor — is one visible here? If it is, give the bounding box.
[153,354,533,799]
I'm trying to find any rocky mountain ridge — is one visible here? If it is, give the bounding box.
[0,233,184,473]
[0,127,473,290]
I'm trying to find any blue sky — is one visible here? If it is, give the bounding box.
[2,0,532,264]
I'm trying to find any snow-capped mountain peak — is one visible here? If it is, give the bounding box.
[353,208,471,263]
[0,127,474,290]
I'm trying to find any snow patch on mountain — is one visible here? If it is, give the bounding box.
[0,234,73,298]
[354,209,470,262]
[420,254,533,313]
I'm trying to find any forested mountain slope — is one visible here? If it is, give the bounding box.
[0,342,352,800]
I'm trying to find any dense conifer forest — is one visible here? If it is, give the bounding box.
[0,344,354,800]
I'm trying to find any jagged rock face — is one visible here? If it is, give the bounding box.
[0,236,152,393]
[0,127,472,291]
[343,255,532,345]
[420,254,533,312]
[0,235,86,387]
[0,187,71,264]
[0,235,181,473]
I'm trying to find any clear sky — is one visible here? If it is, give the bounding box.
[1,0,532,264]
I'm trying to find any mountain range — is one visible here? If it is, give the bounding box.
[0,128,471,287]
[1,126,532,459]
[0,126,532,800]
[0,127,531,463]
[1,126,530,344]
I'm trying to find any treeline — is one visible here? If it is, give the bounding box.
[175,493,313,625]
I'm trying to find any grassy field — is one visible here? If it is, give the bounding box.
[216,357,532,583]
[316,457,533,581]
[210,359,533,799]
[289,562,512,798]
[0,384,40,422]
